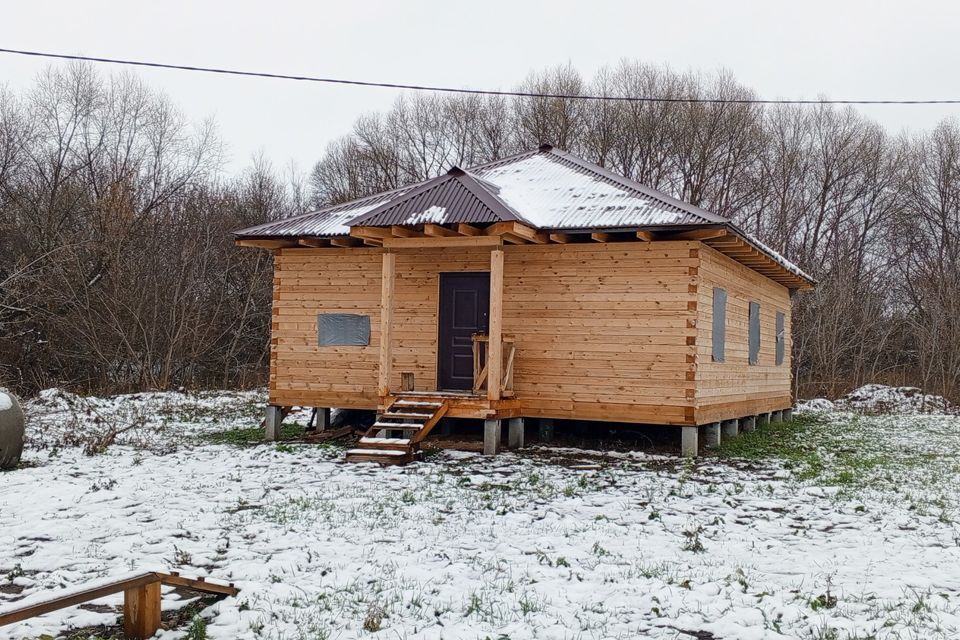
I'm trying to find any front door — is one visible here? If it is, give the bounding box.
[438,272,490,390]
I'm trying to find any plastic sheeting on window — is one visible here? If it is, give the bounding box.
[317,313,370,347]
[776,311,785,365]
[712,287,726,362]
[749,302,761,365]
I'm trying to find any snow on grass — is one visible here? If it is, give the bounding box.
[2,391,960,639]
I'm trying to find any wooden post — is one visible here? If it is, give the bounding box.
[488,249,504,401]
[123,581,161,639]
[378,251,396,398]
[317,407,330,432]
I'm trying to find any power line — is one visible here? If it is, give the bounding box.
[2,46,959,106]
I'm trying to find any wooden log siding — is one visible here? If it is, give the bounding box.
[270,248,382,408]
[503,242,699,425]
[269,240,793,426]
[694,245,792,424]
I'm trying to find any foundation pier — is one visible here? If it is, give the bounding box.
[484,419,502,455]
[681,426,699,457]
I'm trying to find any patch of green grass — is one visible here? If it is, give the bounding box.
[716,412,958,504]
[716,414,892,495]
[201,423,305,446]
[185,615,208,640]
[717,415,824,469]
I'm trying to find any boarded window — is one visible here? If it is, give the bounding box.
[776,311,786,365]
[712,287,726,362]
[749,302,761,365]
[317,313,370,346]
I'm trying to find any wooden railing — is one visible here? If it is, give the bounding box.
[0,571,238,639]
[472,333,516,396]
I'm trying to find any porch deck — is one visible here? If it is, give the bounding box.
[382,390,522,420]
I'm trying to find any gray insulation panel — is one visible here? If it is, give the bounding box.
[712,287,726,362]
[776,311,785,365]
[318,314,370,347]
[749,302,761,365]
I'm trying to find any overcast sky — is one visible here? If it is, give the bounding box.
[3,1,959,175]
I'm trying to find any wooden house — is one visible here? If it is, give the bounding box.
[235,145,814,463]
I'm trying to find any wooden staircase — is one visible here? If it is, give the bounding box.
[345,395,449,464]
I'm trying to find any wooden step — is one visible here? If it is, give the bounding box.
[372,421,424,429]
[393,400,443,409]
[394,390,479,398]
[346,397,449,466]
[381,411,434,420]
[345,448,414,465]
[358,437,411,448]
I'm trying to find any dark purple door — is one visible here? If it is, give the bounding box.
[438,272,490,390]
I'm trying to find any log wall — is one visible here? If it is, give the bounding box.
[503,242,698,425]
[694,245,793,424]
[270,241,794,425]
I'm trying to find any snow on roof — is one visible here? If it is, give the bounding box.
[730,226,815,284]
[471,150,721,229]
[233,147,812,286]
[235,189,406,238]
[233,147,724,238]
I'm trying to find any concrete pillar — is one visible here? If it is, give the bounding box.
[741,416,756,433]
[507,417,525,449]
[703,422,721,448]
[721,419,739,439]
[782,408,794,421]
[483,419,502,455]
[756,412,770,427]
[770,410,783,423]
[681,426,699,457]
[538,418,555,441]
[306,407,331,432]
[265,405,283,441]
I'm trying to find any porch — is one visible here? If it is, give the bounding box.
[375,243,518,417]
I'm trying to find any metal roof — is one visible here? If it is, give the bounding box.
[234,188,406,238]
[348,167,528,228]
[233,145,730,238]
[470,147,729,229]
[232,146,811,286]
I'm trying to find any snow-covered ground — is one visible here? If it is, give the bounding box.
[2,388,960,639]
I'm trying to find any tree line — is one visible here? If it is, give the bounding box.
[2,62,959,401]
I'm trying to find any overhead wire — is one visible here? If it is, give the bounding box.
[2,47,959,105]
